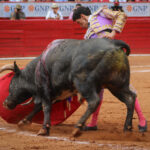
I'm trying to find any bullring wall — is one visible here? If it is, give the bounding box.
[0,17,150,57]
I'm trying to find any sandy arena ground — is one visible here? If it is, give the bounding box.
[0,55,150,150]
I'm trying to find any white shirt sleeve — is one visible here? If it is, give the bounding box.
[58,11,63,20]
[46,10,51,20]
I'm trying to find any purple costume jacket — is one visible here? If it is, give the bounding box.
[84,7,127,39]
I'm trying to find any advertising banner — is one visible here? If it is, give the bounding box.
[0,2,150,18]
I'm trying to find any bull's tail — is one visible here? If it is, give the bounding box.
[112,40,130,56]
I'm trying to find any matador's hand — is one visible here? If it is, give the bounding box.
[103,30,116,39]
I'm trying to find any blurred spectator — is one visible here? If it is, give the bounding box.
[9,0,22,1]
[55,0,67,2]
[68,0,81,2]
[111,1,124,11]
[10,4,26,20]
[127,0,135,2]
[69,3,82,20]
[110,0,127,2]
[46,3,63,20]
[80,0,91,1]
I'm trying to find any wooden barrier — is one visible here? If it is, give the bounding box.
[0,17,150,57]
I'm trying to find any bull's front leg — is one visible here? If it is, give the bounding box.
[18,103,42,127]
[37,99,51,136]
[72,92,100,137]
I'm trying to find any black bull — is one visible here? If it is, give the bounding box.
[2,38,136,137]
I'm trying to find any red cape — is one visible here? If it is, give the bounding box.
[0,72,81,125]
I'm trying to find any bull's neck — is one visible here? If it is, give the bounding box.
[22,57,40,84]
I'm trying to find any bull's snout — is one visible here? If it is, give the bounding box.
[3,99,16,110]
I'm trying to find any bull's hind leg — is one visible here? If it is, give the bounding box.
[72,79,101,137]
[109,87,136,132]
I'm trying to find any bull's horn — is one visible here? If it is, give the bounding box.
[21,98,34,106]
[0,64,14,73]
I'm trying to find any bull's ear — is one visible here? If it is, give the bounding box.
[14,61,21,75]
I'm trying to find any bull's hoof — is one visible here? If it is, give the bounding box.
[69,136,76,141]
[71,128,82,137]
[37,128,49,136]
[18,119,31,128]
[124,125,132,132]
[82,125,98,131]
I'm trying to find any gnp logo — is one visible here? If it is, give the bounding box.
[126,5,132,12]
[33,5,49,12]
[126,5,148,13]
[4,5,25,12]
[28,5,35,12]
[4,5,10,12]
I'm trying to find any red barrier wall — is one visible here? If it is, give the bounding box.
[0,17,150,57]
